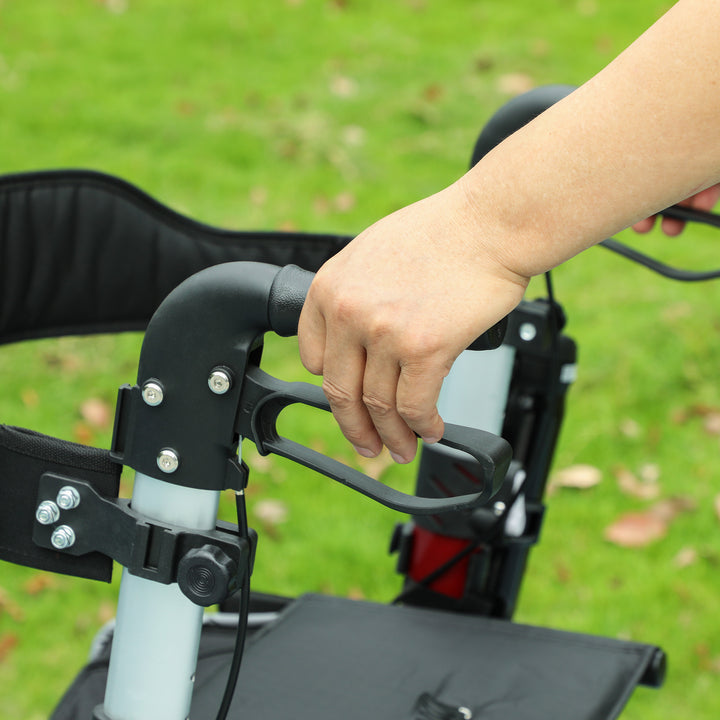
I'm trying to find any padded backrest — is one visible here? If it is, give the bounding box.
[0,169,349,344]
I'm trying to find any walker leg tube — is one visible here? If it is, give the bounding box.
[102,472,220,720]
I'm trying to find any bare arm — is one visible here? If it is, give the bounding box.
[298,0,720,464]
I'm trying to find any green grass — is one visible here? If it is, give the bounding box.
[2,0,719,718]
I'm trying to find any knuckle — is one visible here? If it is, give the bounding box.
[322,377,358,410]
[396,400,428,426]
[362,392,395,418]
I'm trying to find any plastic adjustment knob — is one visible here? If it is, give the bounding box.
[177,545,238,607]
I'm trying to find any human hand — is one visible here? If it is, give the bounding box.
[297,181,528,465]
[632,185,720,236]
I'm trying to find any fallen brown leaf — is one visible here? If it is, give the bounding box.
[604,511,667,548]
[21,388,40,408]
[254,499,288,526]
[674,547,698,568]
[73,421,95,446]
[650,496,697,523]
[549,464,602,493]
[0,634,18,664]
[0,588,24,622]
[80,397,113,429]
[604,495,696,548]
[497,73,534,96]
[703,412,720,436]
[23,573,57,596]
[613,466,660,500]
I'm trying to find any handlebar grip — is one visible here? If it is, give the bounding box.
[269,264,315,337]
[268,264,507,350]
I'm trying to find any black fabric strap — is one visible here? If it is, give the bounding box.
[0,424,121,582]
[0,169,349,345]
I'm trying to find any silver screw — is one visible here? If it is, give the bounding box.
[142,380,164,406]
[157,448,180,473]
[36,500,60,525]
[518,322,537,342]
[57,486,81,510]
[208,368,232,395]
[51,525,76,549]
[493,501,506,517]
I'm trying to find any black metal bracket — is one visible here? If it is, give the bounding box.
[33,473,255,606]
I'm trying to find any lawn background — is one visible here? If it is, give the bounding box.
[1,1,719,718]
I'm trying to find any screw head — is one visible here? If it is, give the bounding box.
[157,448,180,473]
[142,381,164,406]
[208,368,232,395]
[57,486,81,510]
[518,322,537,342]
[493,501,507,517]
[51,525,76,549]
[36,500,60,525]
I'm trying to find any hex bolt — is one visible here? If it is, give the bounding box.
[493,501,507,517]
[142,380,165,407]
[518,322,537,342]
[51,525,76,549]
[56,486,81,510]
[208,368,232,395]
[36,500,60,525]
[157,448,180,474]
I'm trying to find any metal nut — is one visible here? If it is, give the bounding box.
[142,380,164,407]
[518,322,537,342]
[208,368,232,395]
[57,486,81,510]
[51,525,76,549]
[157,448,180,474]
[36,500,60,525]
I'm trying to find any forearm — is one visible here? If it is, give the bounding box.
[461,0,720,278]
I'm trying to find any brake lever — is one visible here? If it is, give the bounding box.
[660,205,720,229]
[236,365,512,515]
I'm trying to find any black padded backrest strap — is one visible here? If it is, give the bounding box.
[0,169,350,344]
[0,424,121,582]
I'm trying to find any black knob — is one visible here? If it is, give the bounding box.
[177,544,238,607]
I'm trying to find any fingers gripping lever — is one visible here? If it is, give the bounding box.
[236,365,511,514]
[247,263,511,514]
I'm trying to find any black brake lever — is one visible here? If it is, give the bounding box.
[236,365,512,515]
[660,205,720,229]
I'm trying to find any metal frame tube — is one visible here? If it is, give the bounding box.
[102,472,220,720]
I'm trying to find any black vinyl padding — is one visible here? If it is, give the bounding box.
[0,425,120,581]
[0,169,349,345]
[51,594,664,720]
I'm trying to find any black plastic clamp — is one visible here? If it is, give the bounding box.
[33,473,255,606]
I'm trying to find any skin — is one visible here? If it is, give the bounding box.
[298,0,720,465]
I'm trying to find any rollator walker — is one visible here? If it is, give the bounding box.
[4,86,715,720]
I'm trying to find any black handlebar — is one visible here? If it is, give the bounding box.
[113,262,512,513]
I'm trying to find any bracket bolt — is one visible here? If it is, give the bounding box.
[51,525,76,549]
[157,448,180,474]
[208,368,232,395]
[57,486,81,510]
[493,501,507,517]
[36,500,60,525]
[142,380,164,407]
[518,322,537,342]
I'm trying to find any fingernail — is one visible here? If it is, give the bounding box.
[390,451,410,465]
[422,436,441,444]
[353,445,378,458]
